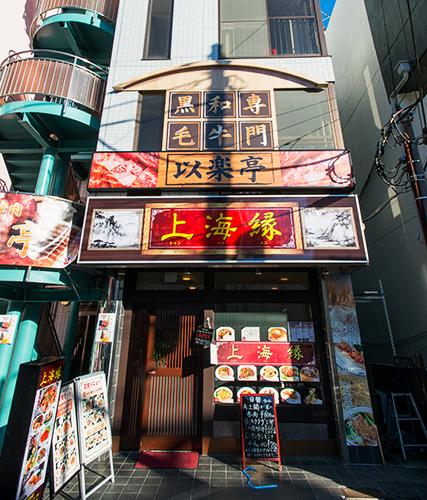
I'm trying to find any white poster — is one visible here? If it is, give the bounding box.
[75,373,112,465]
[51,383,81,494]
[0,314,19,344]
[95,313,116,343]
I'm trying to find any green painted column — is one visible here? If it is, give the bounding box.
[35,148,56,195]
[49,153,71,198]
[62,301,80,383]
[0,303,41,451]
[0,302,22,404]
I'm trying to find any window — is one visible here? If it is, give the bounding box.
[134,92,165,151]
[220,0,320,58]
[144,0,174,59]
[275,89,335,149]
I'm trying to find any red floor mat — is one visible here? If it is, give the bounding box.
[135,451,199,468]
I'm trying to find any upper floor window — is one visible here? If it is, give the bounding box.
[220,0,320,58]
[144,0,174,59]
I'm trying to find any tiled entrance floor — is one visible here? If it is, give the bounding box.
[44,452,427,500]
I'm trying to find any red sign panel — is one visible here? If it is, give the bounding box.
[216,341,316,366]
[0,192,83,268]
[142,203,302,254]
[88,150,354,190]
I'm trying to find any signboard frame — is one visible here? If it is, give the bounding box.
[74,372,115,500]
[0,357,66,500]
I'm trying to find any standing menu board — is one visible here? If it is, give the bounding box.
[75,372,112,465]
[0,357,65,500]
[240,393,281,471]
[51,383,81,495]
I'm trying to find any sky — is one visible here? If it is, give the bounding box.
[319,0,337,28]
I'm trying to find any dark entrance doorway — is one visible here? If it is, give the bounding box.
[121,303,204,451]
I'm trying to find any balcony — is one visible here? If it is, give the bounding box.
[0,50,107,191]
[31,0,120,65]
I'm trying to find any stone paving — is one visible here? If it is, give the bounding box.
[44,452,427,500]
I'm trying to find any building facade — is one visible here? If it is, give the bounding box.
[327,0,427,364]
[0,0,381,465]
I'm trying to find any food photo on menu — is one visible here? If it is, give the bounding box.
[214,386,234,403]
[280,365,300,381]
[237,365,257,381]
[268,327,288,341]
[215,365,234,381]
[281,388,301,404]
[216,326,235,341]
[260,366,279,381]
[241,327,260,341]
[80,389,110,458]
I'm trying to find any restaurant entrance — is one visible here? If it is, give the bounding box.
[121,303,204,451]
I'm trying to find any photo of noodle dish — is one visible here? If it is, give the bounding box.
[216,327,235,341]
[260,387,279,404]
[237,365,257,381]
[344,407,377,446]
[237,387,256,402]
[280,366,299,381]
[215,365,234,381]
[214,387,233,403]
[268,327,288,341]
[300,366,320,382]
[260,366,279,381]
[281,388,301,404]
[241,327,260,341]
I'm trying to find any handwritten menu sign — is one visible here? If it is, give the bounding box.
[51,383,81,495]
[194,327,213,346]
[240,394,281,471]
[75,372,112,465]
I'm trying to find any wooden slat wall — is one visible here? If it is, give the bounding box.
[147,375,197,436]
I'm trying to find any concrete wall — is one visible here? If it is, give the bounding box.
[326,0,427,362]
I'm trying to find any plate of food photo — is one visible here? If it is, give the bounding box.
[216,327,235,341]
[214,387,234,403]
[268,327,288,342]
[300,365,320,382]
[237,365,257,381]
[215,365,234,381]
[260,366,279,381]
[281,388,301,404]
[241,327,260,341]
[280,366,299,381]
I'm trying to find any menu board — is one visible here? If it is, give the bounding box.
[51,383,81,494]
[75,372,112,465]
[213,324,322,406]
[240,394,281,470]
[16,367,63,500]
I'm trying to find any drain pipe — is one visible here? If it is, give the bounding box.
[389,61,427,246]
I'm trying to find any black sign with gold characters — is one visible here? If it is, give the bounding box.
[204,91,236,118]
[239,91,271,118]
[168,92,201,119]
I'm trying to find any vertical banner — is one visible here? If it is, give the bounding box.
[74,372,112,465]
[50,383,81,495]
[325,275,378,448]
[0,358,65,500]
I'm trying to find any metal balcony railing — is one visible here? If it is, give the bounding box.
[0,50,107,118]
[31,0,120,39]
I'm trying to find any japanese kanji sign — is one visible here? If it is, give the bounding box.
[88,150,354,189]
[142,203,302,255]
[168,92,201,118]
[215,341,316,366]
[78,195,368,265]
[239,91,271,117]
